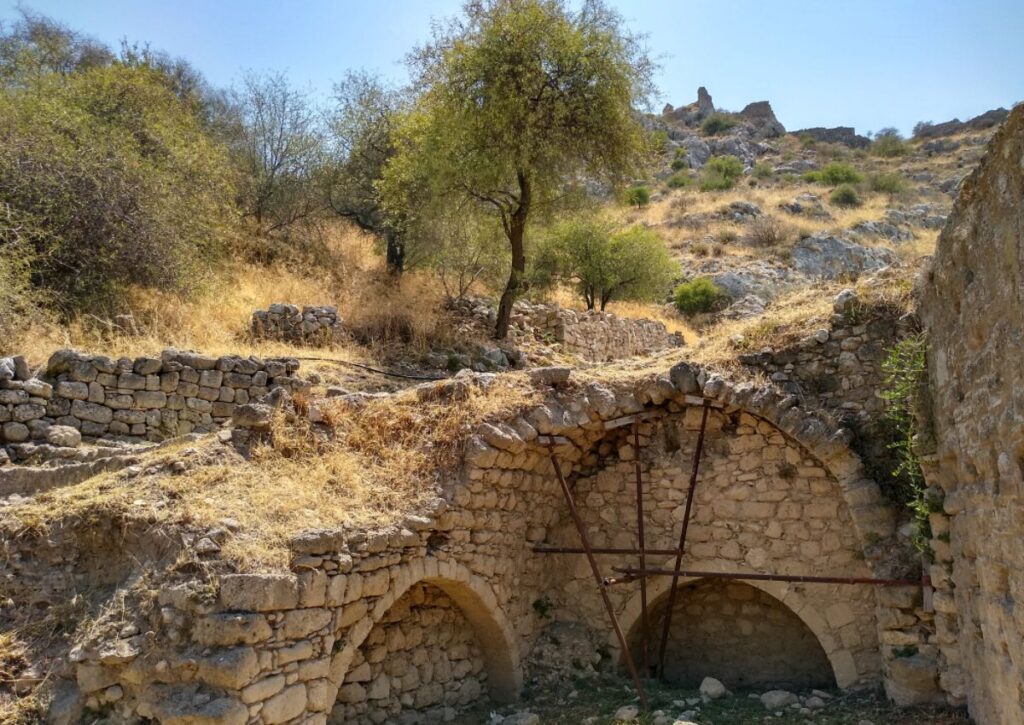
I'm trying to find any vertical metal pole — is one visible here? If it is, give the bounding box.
[633,419,650,676]
[546,442,649,710]
[657,401,711,679]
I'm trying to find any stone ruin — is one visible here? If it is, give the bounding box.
[453,296,684,362]
[252,305,345,346]
[3,106,1024,725]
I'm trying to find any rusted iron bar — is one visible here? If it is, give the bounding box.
[610,566,931,588]
[657,400,710,679]
[533,546,682,556]
[545,442,649,710]
[632,419,650,676]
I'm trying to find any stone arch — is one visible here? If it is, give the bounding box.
[615,558,861,688]
[328,558,521,705]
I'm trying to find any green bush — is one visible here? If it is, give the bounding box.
[868,172,911,196]
[623,185,650,207]
[830,183,862,207]
[699,155,744,191]
[701,113,737,136]
[670,157,688,171]
[666,171,692,189]
[871,129,911,158]
[0,64,235,313]
[752,161,773,179]
[804,162,863,186]
[674,277,726,315]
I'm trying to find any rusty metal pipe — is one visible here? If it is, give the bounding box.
[545,443,649,710]
[657,400,710,679]
[632,419,650,676]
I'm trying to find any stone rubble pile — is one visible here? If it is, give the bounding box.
[251,304,344,345]
[0,348,307,447]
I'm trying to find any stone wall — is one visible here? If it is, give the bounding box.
[251,304,344,346]
[918,105,1024,723]
[641,580,834,689]
[336,583,488,724]
[0,348,306,446]
[507,299,683,361]
[54,364,939,724]
[737,288,916,489]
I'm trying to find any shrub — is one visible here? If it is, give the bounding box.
[744,216,789,247]
[0,64,234,313]
[666,171,692,188]
[701,113,737,136]
[805,162,863,186]
[624,185,650,207]
[869,172,911,196]
[674,277,726,315]
[699,155,744,191]
[830,184,862,207]
[871,133,911,158]
[752,161,773,179]
[715,228,738,244]
[670,157,688,171]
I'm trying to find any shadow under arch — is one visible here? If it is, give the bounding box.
[614,558,862,688]
[327,558,522,704]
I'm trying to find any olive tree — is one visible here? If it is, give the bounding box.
[382,0,655,338]
[541,218,677,310]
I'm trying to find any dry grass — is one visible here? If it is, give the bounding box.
[8,376,541,570]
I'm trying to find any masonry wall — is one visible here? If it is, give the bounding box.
[54,366,932,723]
[642,580,835,689]
[0,348,306,445]
[335,583,488,724]
[919,105,1024,724]
[251,304,344,346]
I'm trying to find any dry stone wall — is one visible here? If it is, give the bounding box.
[645,579,835,689]
[337,583,488,724]
[455,297,683,361]
[251,304,344,345]
[919,105,1024,724]
[57,364,940,724]
[0,348,306,446]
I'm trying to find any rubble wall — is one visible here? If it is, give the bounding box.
[919,105,1024,723]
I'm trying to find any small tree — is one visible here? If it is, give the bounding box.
[543,218,677,310]
[381,0,655,339]
[232,72,324,235]
[425,208,509,300]
[323,71,409,273]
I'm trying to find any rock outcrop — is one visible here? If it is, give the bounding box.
[913,107,1011,139]
[791,126,871,149]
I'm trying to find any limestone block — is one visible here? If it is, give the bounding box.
[260,683,307,724]
[196,647,259,690]
[219,573,299,611]
[193,613,272,646]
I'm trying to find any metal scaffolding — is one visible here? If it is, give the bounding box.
[535,397,930,710]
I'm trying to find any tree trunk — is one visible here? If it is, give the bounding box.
[495,172,531,339]
[385,233,405,275]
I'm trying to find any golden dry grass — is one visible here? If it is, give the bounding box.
[7,376,541,570]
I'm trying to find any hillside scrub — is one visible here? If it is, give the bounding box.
[699,154,744,191]
[538,217,678,310]
[674,277,726,315]
[804,162,864,186]
[0,63,235,314]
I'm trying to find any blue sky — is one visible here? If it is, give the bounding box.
[3,0,1023,135]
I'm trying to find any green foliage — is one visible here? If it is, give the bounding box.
[700,113,737,136]
[871,128,910,157]
[424,209,509,299]
[623,185,651,207]
[380,0,655,337]
[0,63,234,313]
[670,157,688,171]
[868,172,911,196]
[666,171,692,189]
[699,155,744,191]
[649,129,669,154]
[673,277,726,315]
[539,217,677,310]
[881,334,930,550]
[804,162,863,186]
[752,161,773,179]
[829,183,862,207]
